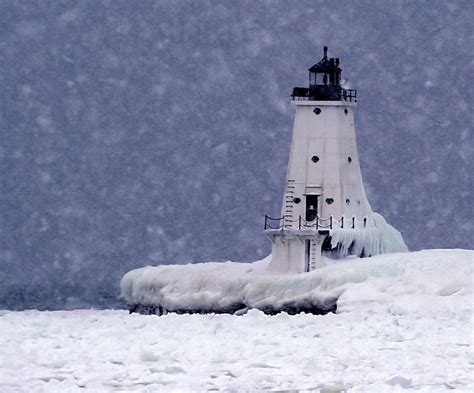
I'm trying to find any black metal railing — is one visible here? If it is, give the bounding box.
[264,215,367,231]
[342,89,357,102]
[290,87,357,103]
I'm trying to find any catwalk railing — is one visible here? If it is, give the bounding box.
[290,88,357,103]
[342,89,357,102]
[264,215,368,230]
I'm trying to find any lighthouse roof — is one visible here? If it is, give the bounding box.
[308,46,341,73]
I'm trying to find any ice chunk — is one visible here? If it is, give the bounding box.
[385,375,412,388]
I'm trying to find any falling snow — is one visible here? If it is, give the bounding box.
[0,1,472,309]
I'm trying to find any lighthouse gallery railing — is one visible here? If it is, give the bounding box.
[291,88,357,103]
[264,215,367,230]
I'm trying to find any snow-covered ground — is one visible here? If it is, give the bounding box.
[1,249,473,392]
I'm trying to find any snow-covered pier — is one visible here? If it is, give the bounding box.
[120,250,472,316]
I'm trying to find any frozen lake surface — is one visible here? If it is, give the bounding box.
[1,249,473,392]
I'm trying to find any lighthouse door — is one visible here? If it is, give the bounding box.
[305,195,319,222]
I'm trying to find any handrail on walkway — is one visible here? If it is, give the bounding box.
[264,214,367,230]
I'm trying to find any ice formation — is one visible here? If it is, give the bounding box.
[329,212,408,258]
[120,249,472,315]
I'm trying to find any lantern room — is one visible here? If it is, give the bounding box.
[292,46,357,102]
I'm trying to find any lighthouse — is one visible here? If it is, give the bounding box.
[265,47,407,274]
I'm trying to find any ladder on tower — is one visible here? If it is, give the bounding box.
[283,179,295,228]
[309,239,318,271]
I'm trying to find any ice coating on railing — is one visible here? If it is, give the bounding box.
[329,212,408,257]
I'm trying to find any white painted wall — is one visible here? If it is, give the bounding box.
[267,232,326,273]
[269,237,306,273]
[282,100,372,225]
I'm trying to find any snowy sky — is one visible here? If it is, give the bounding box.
[0,0,472,309]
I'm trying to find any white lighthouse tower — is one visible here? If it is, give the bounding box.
[265,47,407,274]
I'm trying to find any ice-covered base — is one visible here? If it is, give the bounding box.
[121,249,472,315]
[329,212,408,258]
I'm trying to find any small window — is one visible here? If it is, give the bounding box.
[293,197,301,204]
[356,200,361,205]
[346,199,350,205]
[325,198,334,205]
[311,156,320,163]
[344,108,348,115]
[348,156,352,163]
[313,107,321,115]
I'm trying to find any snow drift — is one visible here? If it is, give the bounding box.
[120,249,473,315]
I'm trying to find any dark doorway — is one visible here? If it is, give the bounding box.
[305,195,319,221]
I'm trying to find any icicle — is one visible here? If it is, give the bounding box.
[329,212,408,258]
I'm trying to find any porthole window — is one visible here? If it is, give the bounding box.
[293,197,301,204]
[346,199,350,205]
[311,155,320,163]
[344,108,348,115]
[313,107,321,115]
[325,198,334,205]
[348,156,352,163]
